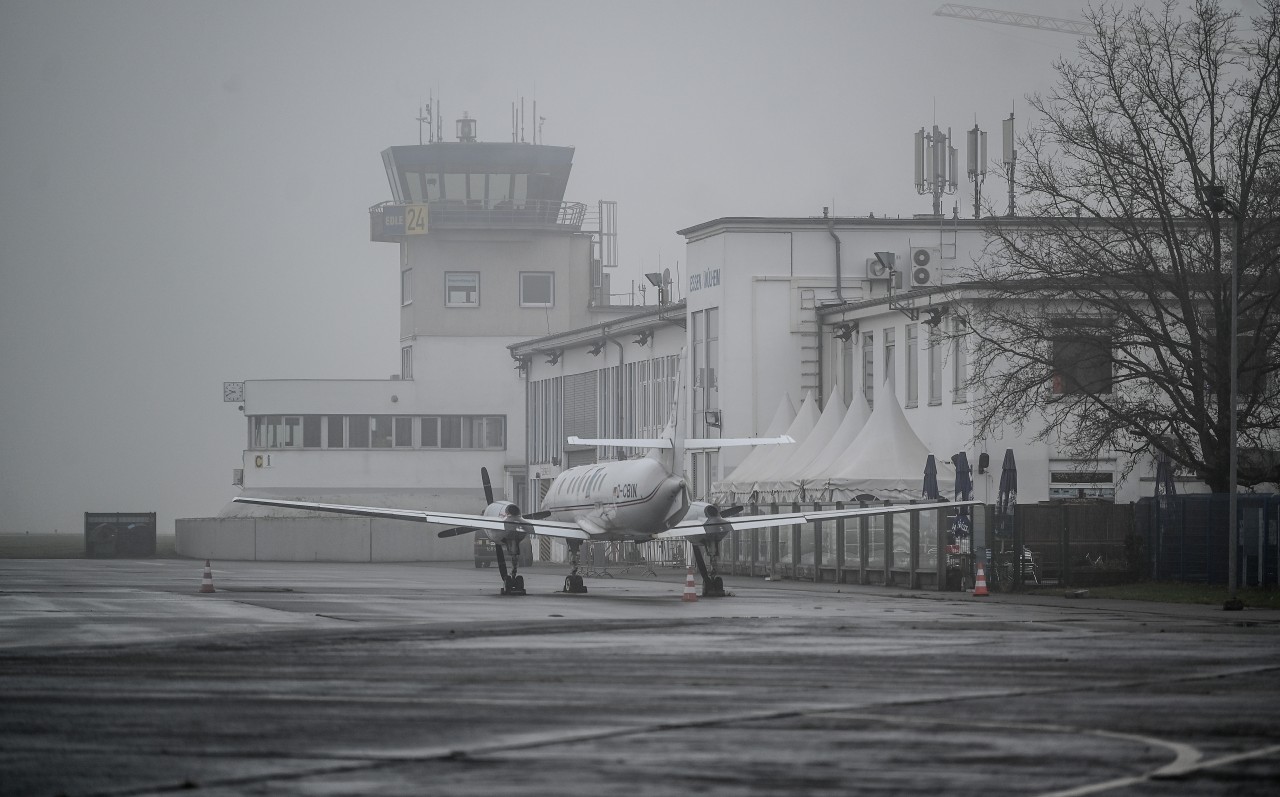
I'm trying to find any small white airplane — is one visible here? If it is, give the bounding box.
[233,414,979,598]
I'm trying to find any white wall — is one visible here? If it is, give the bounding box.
[175,516,474,561]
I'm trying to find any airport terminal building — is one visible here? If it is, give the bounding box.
[178,116,1187,562]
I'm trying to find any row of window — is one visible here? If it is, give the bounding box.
[527,355,680,465]
[401,269,554,309]
[399,171,556,205]
[845,318,969,409]
[249,415,505,450]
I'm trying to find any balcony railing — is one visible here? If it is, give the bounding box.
[370,199,586,240]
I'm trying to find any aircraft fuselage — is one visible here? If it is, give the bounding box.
[538,458,687,541]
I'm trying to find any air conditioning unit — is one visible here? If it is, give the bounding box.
[865,257,892,280]
[232,468,244,486]
[909,247,942,288]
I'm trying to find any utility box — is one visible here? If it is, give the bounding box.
[85,512,157,558]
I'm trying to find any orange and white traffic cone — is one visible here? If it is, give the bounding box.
[199,560,216,594]
[681,566,698,602]
[972,562,989,597]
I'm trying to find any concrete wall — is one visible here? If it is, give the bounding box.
[176,517,472,561]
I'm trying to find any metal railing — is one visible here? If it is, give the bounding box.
[370,199,586,235]
[721,501,967,591]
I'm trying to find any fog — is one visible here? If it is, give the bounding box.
[1,0,1203,534]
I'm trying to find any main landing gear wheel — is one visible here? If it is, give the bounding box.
[702,575,726,598]
[691,545,729,598]
[502,574,526,596]
[563,539,588,594]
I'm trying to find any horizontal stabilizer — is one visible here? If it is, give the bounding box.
[684,435,795,449]
[567,436,672,448]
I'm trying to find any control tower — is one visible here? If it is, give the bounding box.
[371,114,615,371]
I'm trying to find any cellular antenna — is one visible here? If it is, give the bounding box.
[967,119,987,219]
[1002,107,1016,217]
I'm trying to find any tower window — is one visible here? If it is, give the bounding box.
[520,272,554,307]
[445,272,479,307]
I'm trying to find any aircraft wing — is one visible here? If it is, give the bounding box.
[231,496,591,539]
[651,499,984,540]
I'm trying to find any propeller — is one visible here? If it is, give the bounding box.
[719,505,745,518]
[436,467,544,538]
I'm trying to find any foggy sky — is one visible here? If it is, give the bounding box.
[1,1,1223,534]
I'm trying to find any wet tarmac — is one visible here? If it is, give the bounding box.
[1,559,1278,796]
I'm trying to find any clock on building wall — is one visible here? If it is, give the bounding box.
[223,382,244,402]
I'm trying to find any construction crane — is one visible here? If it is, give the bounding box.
[934,3,1091,35]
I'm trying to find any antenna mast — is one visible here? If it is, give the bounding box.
[1002,110,1016,216]
[967,121,987,219]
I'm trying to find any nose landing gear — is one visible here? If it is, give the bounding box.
[495,540,527,596]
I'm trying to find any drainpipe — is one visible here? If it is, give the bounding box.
[825,208,844,302]
[608,333,625,450]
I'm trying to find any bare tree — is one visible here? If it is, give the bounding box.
[961,0,1280,491]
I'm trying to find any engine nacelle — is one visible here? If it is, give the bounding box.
[482,501,521,519]
[682,501,722,522]
[481,501,528,542]
[680,501,733,543]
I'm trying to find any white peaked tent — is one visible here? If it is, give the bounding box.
[752,387,846,491]
[800,391,870,481]
[717,391,819,498]
[815,380,954,501]
[721,392,796,485]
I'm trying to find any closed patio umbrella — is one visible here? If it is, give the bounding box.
[951,451,973,539]
[922,454,941,500]
[995,448,1017,540]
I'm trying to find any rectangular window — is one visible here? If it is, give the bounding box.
[326,415,344,448]
[252,416,302,448]
[953,317,968,402]
[421,416,440,447]
[862,332,875,408]
[928,325,943,405]
[906,324,919,407]
[520,272,554,307]
[443,173,465,201]
[483,416,505,449]
[445,272,479,307]
[883,328,896,392]
[468,173,484,202]
[394,416,413,447]
[370,415,394,448]
[349,415,370,448]
[401,268,412,305]
[489,173,511,204]
[513,173,528,203]
[1052,321,1113,395]
[303,415,321,448]
[705,306,719,421]
[401,346,413,380]
[441,415,463,448]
